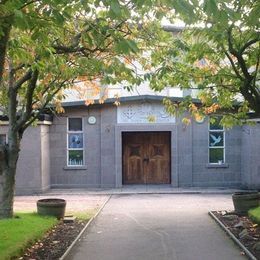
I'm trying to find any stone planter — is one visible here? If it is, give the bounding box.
[37,198,66,219]
[232,192,259,216]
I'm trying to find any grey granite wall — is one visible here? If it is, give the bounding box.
[9,100,260,192]
[40,124,51,192]
[177,115,193,186]
[241,122,260,189]
[50,106,102,188]
[29,103,248,190]
[100,105,117,187]
[190,117,242,187]
[15,125,51,195]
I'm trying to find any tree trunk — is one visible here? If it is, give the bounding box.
[0,165,16,218]
[0,19,12,82]
[0,141,20,219]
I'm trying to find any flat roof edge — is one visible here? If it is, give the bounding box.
[61,95,201,108]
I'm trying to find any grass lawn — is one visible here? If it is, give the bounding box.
[0,213,58,260]
[248,206,260,224]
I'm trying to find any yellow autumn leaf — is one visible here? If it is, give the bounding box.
[182,117,191,125]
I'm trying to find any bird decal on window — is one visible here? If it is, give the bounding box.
[72,135,81,145]
[210,134,222,146]
[70,134,82,148]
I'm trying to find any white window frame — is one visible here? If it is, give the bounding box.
[208,117,225,164]
[67,117,85,166]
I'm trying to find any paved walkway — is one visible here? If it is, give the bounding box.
[47,185,244,195]
[14,194,109,215]
[65,194,246,260]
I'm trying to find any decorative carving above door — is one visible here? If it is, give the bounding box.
[117,102,175,124]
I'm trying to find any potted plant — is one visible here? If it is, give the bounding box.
[232,192,260,216]
[37,198,66,219]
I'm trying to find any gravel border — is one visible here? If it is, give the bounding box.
[59,195,111,260]
[208,211,257,260]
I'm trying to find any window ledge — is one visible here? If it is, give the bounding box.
[206,163,229,168]
[63,166,87,170]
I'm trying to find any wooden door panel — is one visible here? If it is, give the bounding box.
[123,133,145,184]
[146,133,170,184]
[123,132,170,185]
[147,160,170,183]
[146,163,161,183]
[125,158,143,183]
[123,144,144,184]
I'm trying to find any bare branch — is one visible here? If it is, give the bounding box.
[14,69,32,90]
[227,27,252,80]
[240,37,260,54]
[223,50,243,80]
[15,69,39,131]
[22,79,69,131]
[18,0,39,10]
[53,20,127,56]
[0,21,12,83]
[13,64,25,72]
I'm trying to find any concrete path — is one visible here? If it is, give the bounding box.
[65,194,246,260]
[14,194,109,215]
[47,185,244,195]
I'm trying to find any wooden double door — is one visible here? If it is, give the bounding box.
[122,132,171,184]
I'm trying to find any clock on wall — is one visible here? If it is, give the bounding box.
[195,115,205,124]
[88,116,96,125]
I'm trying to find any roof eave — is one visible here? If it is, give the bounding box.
[61,95,201,108]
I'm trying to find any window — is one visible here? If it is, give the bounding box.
[0,134,6,145]
[209,116,225,164]
[67,118,84,166]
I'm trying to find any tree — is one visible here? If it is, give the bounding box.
[1,0,258,219]
[147,0,260,126]
[0,0,173,218]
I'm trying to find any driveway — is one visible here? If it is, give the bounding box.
[14,194,109,215]
[66,194,246,260]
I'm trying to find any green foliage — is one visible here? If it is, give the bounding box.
[0,0,258,128]
[0,0,167,120]
[1,0,174,219]
[0,213,57,260]
[3,1,257,129]
[0,1,259,220]
[248,206,260,224]
[148,0,260,126]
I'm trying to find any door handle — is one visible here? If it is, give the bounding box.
[143,158,149,163]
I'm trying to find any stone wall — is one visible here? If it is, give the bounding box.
[190,118,242,187]
[1,123,51,195]
[241,122,260,189]
[9,101,260,191]
[48,102,247,189]
[49,106,103,188]
[14,124,51,195]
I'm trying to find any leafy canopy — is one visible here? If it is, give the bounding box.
[0,0,259,130]
[0,0,174,130]
[146,0,260,127]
